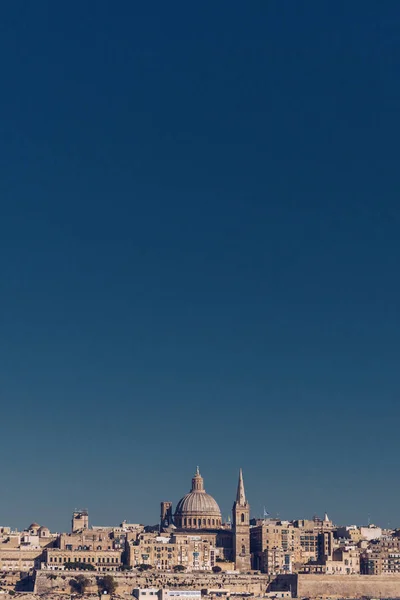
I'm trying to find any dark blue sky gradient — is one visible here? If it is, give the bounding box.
[1,1,399,532]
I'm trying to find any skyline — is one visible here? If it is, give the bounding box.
[1,0,400,532]
[1,465,395,533]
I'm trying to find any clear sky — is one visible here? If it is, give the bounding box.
[1,1,399,533]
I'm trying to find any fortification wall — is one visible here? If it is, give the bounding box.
[298,573,400,598]
[35,570,270,596]
[35,571,400,599]
[274,573,400,598]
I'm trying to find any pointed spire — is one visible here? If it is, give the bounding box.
[236,468,246,505]
[324,512,330,522]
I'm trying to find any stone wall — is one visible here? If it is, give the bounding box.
[273,574,400,598]
[35,570,270,596]
[34,571,400,599]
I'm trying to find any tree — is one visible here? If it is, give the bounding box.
[173,565,186,573]
[119,565,132,571]
[212,566,222,573]
[138,564,153,571]
[98,575,117,596]
[70,575,90,595]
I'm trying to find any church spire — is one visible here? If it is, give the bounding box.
[236,468,246,505]
[232,468,251,571]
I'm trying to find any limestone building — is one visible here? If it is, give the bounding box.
[127,533,216,571]
[361,536,400,574]
[250,520,299,574]
[43,547,122,572]
[158,467,251,572]
[0,522,56,572]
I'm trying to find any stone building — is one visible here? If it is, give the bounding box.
[159,467,250,572]
[0,522,57,572]
[335,525,363,543]
[257,546,293,575]
[43,547,122,572]
[294,515,334,563]
[361,536,400,574]
[251,520,301,573]
[127,533,216,571]
[0,546,43,572]
[251,515,337,574]
[58,528,122,551]
[325,547,360,575]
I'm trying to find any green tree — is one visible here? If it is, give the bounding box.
[65,561,95,571]
[138,564,153,571]
[212,566,222,573]
[98,575,117,595]
[70,575,90,595]
[173,565,186,573]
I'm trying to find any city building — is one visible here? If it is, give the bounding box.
[127,533,216,571]
[43,547,122,572]
[251,520,300,573]
[0,523,56,572]
[159,467,250,572]
[361,536,400,574]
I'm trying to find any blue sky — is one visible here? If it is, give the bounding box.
[0,1,399,532]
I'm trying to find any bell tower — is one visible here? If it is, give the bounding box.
[232,469,251,571]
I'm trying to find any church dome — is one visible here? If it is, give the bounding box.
[175,491,221,516]
[174,468,222,530]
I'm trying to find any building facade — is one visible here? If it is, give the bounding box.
[43,547,122,572]
[128,533,216,571]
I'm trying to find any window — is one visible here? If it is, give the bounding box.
[241,513,245,523]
